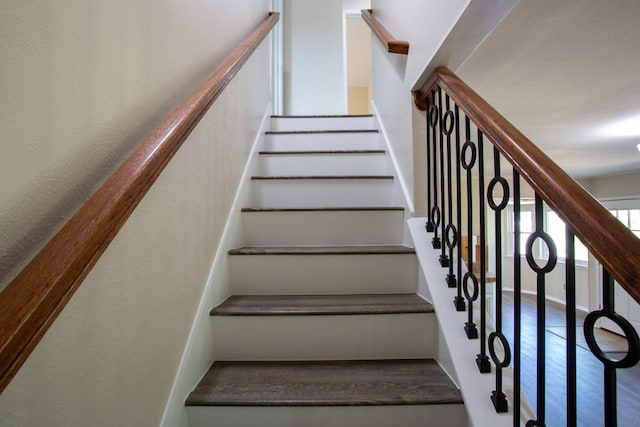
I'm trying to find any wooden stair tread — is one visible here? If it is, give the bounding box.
[259,149,385,155]
[211,293,433,316]
[185,359,462,407]
[241,207,404,212]
[265,129,379,135]
[251,175,393,180]
[228,245,415,256]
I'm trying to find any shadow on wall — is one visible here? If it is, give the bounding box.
[389,53,408,80]
[0,106,162,292]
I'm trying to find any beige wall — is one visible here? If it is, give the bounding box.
[346,14,372,114]
[585,170,640,200]
[348,86,371,114]
[0,1,272,426]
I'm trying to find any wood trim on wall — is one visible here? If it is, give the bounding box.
[361,9,409,55]
[413,67,640,305]
[0,12,279,395]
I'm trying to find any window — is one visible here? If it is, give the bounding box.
[609,208,640,238]
[507,201,534,255]
[514,209,533,254]
[543,211,589,263]
[506,203,588,263]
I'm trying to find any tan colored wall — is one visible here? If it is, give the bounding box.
[348,86,371,114]
[0,1,272,426]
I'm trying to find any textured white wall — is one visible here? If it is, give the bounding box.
[370,0,470,212]
[0,1,272,426]
[283,0,347,114]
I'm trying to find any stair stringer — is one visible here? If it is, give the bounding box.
[409,218,535,427]
[371,103,415,246]
[188,405,468,427]
[159,106,273,427]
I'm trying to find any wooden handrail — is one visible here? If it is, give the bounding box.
[0,12,279,394]
[361,9,409,55]
[414,67,640,305]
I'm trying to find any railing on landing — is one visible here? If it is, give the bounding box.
[414,67,640,426]
[0,12,279,395]
[361,9,409,55]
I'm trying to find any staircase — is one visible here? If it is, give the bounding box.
[185,115,467,427]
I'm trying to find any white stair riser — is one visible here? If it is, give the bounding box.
[241,210,405,246]
[270,116,376,131]
[250,179,394,208]
[213,313,436,360]
[257,153,388,176]
[229,254,417,295]
[264,132,383,151]
[188,404,468,427]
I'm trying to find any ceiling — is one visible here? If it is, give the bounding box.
[456,0,640,179]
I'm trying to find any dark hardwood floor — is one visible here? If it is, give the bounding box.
[500,291,640,427]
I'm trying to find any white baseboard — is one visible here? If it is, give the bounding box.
[371,101,415,216]
[160,104,272,427]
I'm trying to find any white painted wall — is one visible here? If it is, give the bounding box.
[283,0,347,114]
[343,0,370,11]
[0,1,272,426]
[370,0,471,213]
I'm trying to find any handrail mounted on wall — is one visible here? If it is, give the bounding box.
[0,12,279,395]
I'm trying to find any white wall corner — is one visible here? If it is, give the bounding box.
[410,0,517,91]
[372,101,415,215]
[160,104,272,427]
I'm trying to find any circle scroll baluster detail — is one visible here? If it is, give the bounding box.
[445,224,457,250]
[428,105,439,128]
[584,310,640,369]
[487,176,510,211]
[525,231,558,274]
[488,332,512,368]
[463,272,479,302]
[461,141,477,170]
[442,110,455,136]
[431,206,441,229]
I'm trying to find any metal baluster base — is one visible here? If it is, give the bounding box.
[476,354,491,373]
[491,390,508,413]
[432,236,441,249]
[446,274,456,288]
[439,254,450,267]
[453,296,466,312]
[465,322,478,339]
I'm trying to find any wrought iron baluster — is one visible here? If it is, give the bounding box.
[442,95,455,273]
[454,106,465,311]
[431,89,441,249]
[525,194,557,427]
[437,87,446,251]
[584,269,640,427]
[426,89,437,232]
[566,229,577,427]
[488,146,510,410]
[476,131,491,373]
[462,116,478,339]
[513,171,522,426]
